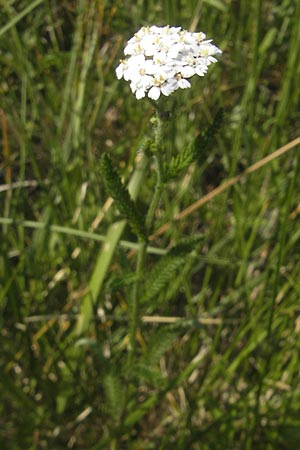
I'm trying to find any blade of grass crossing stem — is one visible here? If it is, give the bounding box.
[76,153,149,335]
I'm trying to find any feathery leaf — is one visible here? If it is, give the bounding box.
[141,235,204,304]
[163,108,224,180]
[100,153,147,240]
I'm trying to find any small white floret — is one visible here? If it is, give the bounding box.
[148,86,161,100]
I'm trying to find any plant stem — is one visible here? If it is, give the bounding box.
[128,239,146,361]
[146,154,164,232]
[128,111,165,360]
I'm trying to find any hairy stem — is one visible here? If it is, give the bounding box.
[128,111,165,362]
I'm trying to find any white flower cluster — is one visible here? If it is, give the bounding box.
[116,25,222,100]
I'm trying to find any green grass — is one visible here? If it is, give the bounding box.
[1,0,300,449]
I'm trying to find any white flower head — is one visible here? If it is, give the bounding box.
[116,25,222,100]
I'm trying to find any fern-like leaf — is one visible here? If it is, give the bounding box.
[141,235,204,304]
[103,373,125,424]
[192,107,224,165]
[142,328,178,367]
[163,108,224,181]
[100,153,147,240]
[140,254,185,304]
[168,235,205,256]
[163,144,194,180]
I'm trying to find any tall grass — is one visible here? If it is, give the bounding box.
[1,1,300,449]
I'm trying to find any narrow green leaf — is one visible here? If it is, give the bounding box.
[0,0,45,37]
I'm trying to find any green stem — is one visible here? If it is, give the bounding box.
[145,153,164,232]
[122,111,166,441]
[128,112,165,359]
[146,111,165,231]
[128,239,146,361]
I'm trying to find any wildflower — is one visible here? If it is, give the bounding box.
[116,25,222,100]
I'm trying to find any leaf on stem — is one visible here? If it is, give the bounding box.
[192,107,224,164]
[163,108,224,181]
[100,153,147,241]
[141,235,204,304]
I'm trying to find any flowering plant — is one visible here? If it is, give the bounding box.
[116,25,222,100]
[96,26,222,417]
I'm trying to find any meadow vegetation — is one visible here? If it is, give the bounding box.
[1,0,300,449]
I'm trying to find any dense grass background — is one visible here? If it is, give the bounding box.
[1,0,300,449]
